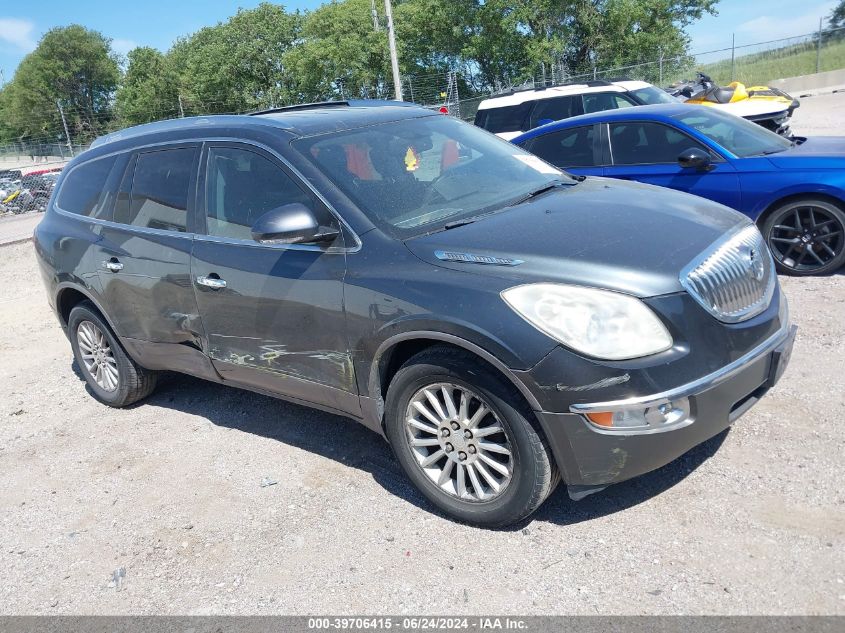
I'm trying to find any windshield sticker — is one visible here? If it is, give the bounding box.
[404,146,421,172]
[513,154,562,175]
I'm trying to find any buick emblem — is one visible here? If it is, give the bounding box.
[748,247,765,281]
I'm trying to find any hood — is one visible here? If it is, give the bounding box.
[766,137,845,169]
[404,177,749,298]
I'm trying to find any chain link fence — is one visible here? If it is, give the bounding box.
[435,26,845,122]
[1,25,844,168]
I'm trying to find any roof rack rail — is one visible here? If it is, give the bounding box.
[493,78,617,98]
[249,101,350,116]
[249,99,418,116]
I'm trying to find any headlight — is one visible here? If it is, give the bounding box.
[501,283,673,360]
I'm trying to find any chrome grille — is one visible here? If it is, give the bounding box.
[681,224,776,323]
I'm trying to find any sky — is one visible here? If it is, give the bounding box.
[0,0,841,84]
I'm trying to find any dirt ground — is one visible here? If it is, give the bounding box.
[1,90,844,616]
[0,238,843,615]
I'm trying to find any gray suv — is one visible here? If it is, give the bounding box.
[34,101,795,526]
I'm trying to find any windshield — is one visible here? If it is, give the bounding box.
[293,115,572,238]
[673,108,793,157]
[630,86,678,105]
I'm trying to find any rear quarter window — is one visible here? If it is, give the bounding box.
[474,102,532,134]
[56,155,120,218]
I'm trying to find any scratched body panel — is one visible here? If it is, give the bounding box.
[191,237,354,405]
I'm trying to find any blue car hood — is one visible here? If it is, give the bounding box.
[767,137,845,169]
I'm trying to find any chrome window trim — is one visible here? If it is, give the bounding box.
[570,318,793,414]
[54,207,196,240]
[53,136,362,254]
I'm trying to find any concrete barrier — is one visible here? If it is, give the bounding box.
[770,69,845,94]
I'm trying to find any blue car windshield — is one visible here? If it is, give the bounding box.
[293,115,574,238]
[673,108,793,158]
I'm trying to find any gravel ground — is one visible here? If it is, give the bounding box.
[0,239,843,616]
[1,91,844,616]
[790,91,845,136]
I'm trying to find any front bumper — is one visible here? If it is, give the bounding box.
[530,321,796,491]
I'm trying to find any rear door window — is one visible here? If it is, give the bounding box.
[116,147,198,232]
[474,102,531,134]
[56,155,122,218]
[582,92,637,114]
[528,96,582,129]
[521,126,598,168]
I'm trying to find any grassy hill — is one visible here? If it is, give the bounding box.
[697,35,845,86]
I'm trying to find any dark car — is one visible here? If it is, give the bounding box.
[34,101,795,526]
[512,104,845,276]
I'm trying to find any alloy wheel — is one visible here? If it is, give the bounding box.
[405,383,513,502]
[77,320,119,392]
[768,203,844,273]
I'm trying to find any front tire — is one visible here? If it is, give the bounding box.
[384,346,558,527]
[68,302,157,407]
[762,198,845,275]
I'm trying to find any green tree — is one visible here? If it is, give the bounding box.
[396,0,530,93]
[2,25,120,143]
[505,0,719,83]
[115,47,180,126]
[283,0,393,101]
[170,2,302,114]
[830,0,845,30]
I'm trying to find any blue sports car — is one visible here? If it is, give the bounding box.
[512,103,845,275]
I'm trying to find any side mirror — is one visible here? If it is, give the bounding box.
[250,203,339,245]
[678,147,713,171]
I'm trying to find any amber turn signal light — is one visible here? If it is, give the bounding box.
[586,412,614,427]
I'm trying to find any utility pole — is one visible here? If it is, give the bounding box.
[56,100,74,158]
[817,17,823,74]
[370,0,380,31]
[384,0,403,101]
[730,33,736,82]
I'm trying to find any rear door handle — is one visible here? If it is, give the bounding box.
[101,258,123,272]
[196,275,227,290]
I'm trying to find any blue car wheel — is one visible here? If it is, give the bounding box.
[761,198,845,276]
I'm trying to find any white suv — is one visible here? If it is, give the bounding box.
[474,79,677,140]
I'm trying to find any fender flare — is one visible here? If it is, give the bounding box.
[55,281,121,337]
[367,330,544,417]
[751,185,845,222]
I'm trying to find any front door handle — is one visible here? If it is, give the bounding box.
[101,258,123,272]
[196,275,227,290]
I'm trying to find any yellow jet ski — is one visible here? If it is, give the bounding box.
[669,72,799,136]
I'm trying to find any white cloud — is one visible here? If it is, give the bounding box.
[0,17,36,52]
[736,2,838,41]
[111,38,138,56]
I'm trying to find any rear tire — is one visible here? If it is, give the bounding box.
[68,302,157,407]
[384,346,558,527]
[761,198,845,276]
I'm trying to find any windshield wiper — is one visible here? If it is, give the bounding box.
[509,180,574,206]
[442,212,494,230]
